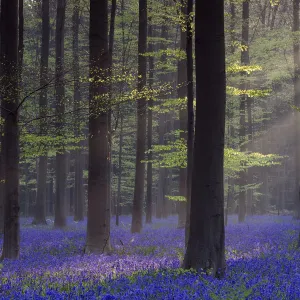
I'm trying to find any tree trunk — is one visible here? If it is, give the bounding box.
[229,1,236,54]
[24,169,30,217]
[107,0,117,224]
[270,3,279,30]
[238,0,250,223]
[116,0,126,226]
[0,132,4,233]
[156,24,169,219]
[54,0,67,228]
[47,176,54,216]
[156,159,167,218]
[131,0,147,233]
[65,152,71,216]
[33,0,50,225]
[185,0,194,246]
[260,0,269,27]
[183,0,226,278]
[246,1,253,216]
[226,0,236,225]
[246,97,253,215]
[18,0,24,78]
[85,0,111,253]
[260,107,269,214]
[146,14,154,224]
[178,0,187,229]
[266,2,272,28]
[73,0,84,222]
[116,114,124,226]
[293,0,300,219]
[156,112,167,218]
[0,0,20,260]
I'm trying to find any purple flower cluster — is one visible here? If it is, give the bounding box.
[0,215,299,299]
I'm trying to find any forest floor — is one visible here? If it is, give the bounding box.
[0,215,299,299]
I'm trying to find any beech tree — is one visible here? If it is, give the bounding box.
[183,0,226,277]
[156,24,169,219]
[185,0,194,243]
[54,0,67,228]
[131,0,147,233]
[33,0,50,225]
[177,0,187,229]
[146,13,154,224]
[0,0,20,259]
[293,0,300,219]
[73,0,84,222]
[85,0,111,253]
[238,0,250,223]
[108,0,117,216]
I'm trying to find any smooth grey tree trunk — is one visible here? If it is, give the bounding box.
[131,0,147,233]
[107,0,117,224]
[293,0,300,220]
[73,0,84,222]
[177,0,187,229]
[245,1,253,216]
[146,14,154,224]
[183,0,226,278]
[225,0,236,225]
[0,0,20,260]
[85,0,111,253]
[185,0,194,246]
[156,24,168,220]
[54,0,67,228]
[33,0,50,225]
[238,0,250,223]
[116,114,124,226]
[0,132,4,233]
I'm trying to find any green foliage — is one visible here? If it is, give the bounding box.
[227,86,271,98]
[224,148,283,178]
[146,136,283,179]
[227,63,263,75]
[21,134,85,159]
[166,195,186,202]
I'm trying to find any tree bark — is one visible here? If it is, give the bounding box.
[0,0,20,260]
[246,97,253,215]
[107,0,117,223]
[185,0,194,246]
[47,175,54,216]
[146,14,154,224]
[183,0,226,278]
[226,0,236,225]
[260,0,269,27]
[33,0,50,225]
[293,0,300,219]
[54,0,67,228]
[270,3,279,30]
[116,114,124,226]
[156,112,167,219]
[238,0,250,223]
[178,0,187,229]
[73,0,84,222]
[156,24,168,219]
[85,0,111,253]
[18,0,24,78]
[0,132,3,233]
[229,1,236,54]
[246,1,254,216]
[131,0,147,233]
